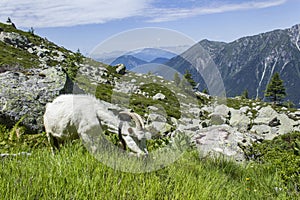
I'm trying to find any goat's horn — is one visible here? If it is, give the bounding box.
[119,111,144,130]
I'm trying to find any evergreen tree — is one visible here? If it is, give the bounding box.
[242,89,249,99]
[183,70,197,88]
[28,27,35,35]
[6,17,16,28]
[179,75,189,90]
[265,72,286,104]
[6,17,12,23]
[203,88,208,94]
[173,72,181,86]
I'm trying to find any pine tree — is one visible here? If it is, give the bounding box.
[242,89,249,99]
[173,72,181,86]
[203,88,208,94]
[265,72,286,104]
[183,70,197,88]
[6,17,12,23]
[28,27,35,35]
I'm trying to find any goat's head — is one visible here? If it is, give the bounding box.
[118,111,151,155]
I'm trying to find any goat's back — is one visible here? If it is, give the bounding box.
[44,94,101,139]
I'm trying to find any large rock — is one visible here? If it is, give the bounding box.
[115,64,126,75]
[213,104,230,116]
[250,125,278,140]
[0,67,67,132]
[254,105,297,135]
[254,106,278,124]
[229,109,251,132]
[192,125,253,161]
[145,113,172,135]
[277,114,296,135]
[209,104,230,125]
[153,93,166,100]
[0,32,31,49]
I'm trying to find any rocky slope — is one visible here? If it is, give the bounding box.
[0,21,110,132]
[167,24,300,106]
[1,21,300,162]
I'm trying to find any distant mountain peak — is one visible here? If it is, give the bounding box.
[167,23,300,107]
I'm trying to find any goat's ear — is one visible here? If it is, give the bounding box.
[128,127,134,134]
[119,111,144,130]
[118,112,131,121]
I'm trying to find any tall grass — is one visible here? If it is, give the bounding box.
[0,141,294,200]
[1,122,298,199]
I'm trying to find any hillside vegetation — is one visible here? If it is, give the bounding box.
[0,123,299,199]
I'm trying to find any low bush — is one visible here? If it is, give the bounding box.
[242,131,300,194]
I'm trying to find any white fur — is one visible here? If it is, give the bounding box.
[44,94,116,151]
[43,94,149,154]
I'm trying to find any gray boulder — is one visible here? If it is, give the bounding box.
[254,105,297,135]
[192,125,252,161]
[250,125,278,140]
[254,106,278,124]
[0,67,67,132]
[0,32,31,49]
[153,93,166,100]
[209,104,230,125]
[115,64,126,75]
[277,114,296,135]
[229,109,251,132]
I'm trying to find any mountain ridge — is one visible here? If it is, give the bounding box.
[167,23,300,106]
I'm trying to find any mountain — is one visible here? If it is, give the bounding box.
[109,55,147,70]
[166,24,300,106]
[96,48,176,70]
[150,57,170,64]
[109,55,171,70]
[130,48,177,62]
[131,63,179,81]
[104,48,176,71]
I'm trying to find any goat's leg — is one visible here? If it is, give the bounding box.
[47,132,60,154]
[118,122,127,150]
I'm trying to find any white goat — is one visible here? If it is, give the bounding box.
[43,94,149,155]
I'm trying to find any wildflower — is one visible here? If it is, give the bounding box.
[245,177,250,181]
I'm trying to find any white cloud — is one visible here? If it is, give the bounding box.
[0,0,287,28]
[147,0,288,23]
[0,0,149,28]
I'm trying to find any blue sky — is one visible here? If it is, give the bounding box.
[1,0,300,55]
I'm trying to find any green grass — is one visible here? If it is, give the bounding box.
[0,145,293,200]
[242,131,300,193]
[0,41,40,69]
[0,124,298,199]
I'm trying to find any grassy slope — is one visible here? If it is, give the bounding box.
[0,144,292,200]
[0,124,298,199]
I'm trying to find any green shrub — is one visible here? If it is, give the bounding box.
[242,131,300,193]
[0,121,48,153]
[137,83,181,119]
[95,83,113,102]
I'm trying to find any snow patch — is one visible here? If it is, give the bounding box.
[256,62,268,99]
[296,35,300,52]
[280,61,289,73]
